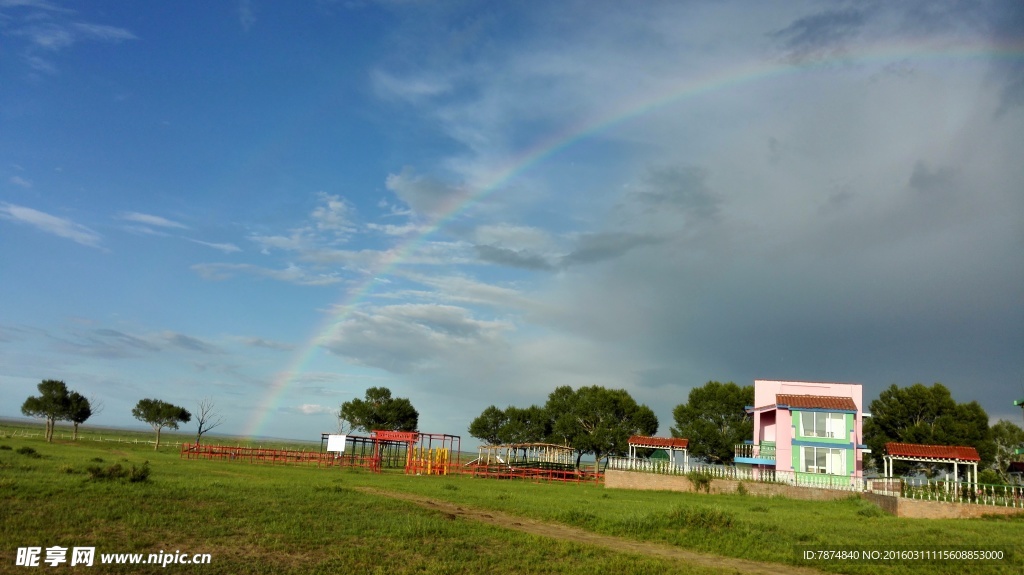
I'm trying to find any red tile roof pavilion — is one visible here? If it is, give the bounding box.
[628,435,689,450]
[884,442,981,462]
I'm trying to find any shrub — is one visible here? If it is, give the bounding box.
[0,445,12,450]
[58,464,77,474]
[856,504,886,517]
[667,505,734,530]
[16,447,41,458]
[736,481,748,496]
[87,461,150,483]
[687,470,713,493]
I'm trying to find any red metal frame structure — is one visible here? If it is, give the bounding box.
[317,431,462,474]
[181,443,332,466]
[182,431,461,475]
[406,432,461,475]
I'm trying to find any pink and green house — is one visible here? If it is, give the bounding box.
[735,380,867,483]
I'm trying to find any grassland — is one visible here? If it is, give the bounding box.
[1,424,1020,574]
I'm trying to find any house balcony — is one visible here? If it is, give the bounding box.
[734,442,776,466]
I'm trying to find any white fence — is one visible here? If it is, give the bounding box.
[870,478,1024,508]
[0,428,186,449]
[606,456,1024,508]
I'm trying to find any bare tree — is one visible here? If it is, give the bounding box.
[194,397,225,445]
[88,394,105,418]
[336,408,353,434]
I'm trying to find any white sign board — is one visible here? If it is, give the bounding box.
[326,434,347,453]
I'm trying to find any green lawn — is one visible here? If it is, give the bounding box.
[0,427,1020,575]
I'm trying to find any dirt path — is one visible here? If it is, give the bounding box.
[356,487,824,575]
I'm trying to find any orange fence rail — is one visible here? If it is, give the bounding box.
[181,443,334,467]
[461,463,600,484]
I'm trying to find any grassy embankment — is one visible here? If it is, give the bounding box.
[0,424,1020,575]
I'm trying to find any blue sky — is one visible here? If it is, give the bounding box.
[1,1,1022,444]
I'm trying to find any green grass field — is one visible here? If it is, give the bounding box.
[1,424,1020,574]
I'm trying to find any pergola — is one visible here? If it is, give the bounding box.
[475,442,576,468]
[627,435,689,469]
[883,442,980,485]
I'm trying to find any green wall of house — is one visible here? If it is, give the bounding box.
[789,411,855,476]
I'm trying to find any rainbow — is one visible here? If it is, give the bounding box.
[242,39,1023,437]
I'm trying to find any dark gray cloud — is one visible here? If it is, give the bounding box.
[560,232,663,267]
[771,8,867,63]
[632,166,721,220]
[322,304,508,373]
[908,161,957,195]
[94,329,161,352]
[163,332,222,354]
[991,1,1024,115]
[239,336,294,351]
[474,244,555,271]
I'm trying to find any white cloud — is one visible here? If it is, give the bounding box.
[118,212,188,229]
[3,2,136,73]
[239,0,255,31]
[9,176,32,188]
[187,238,242,254]
[310,192,356,235]
[192,262,345,286]
[281,403,335,416]
[371,69,451,102]
[385,167,469,218]
[0,203,102,248]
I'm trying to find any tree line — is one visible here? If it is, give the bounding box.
[21,377,1021,483]
[462,380,1016,483]
[19,380,223,450]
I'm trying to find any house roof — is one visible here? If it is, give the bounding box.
[884,442,981,462]
[628,435,689,449]
[775,394,858,411]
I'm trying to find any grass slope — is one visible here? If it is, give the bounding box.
[0,430,1020,575]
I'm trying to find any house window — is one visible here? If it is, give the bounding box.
[802,446,846,475]
[800,412,846,439]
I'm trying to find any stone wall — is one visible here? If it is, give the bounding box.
[606,470,1024,518]
[896,497,1023,519]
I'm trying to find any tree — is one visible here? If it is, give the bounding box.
[670,381,753,464]
[194,397,225,445]
[20,380,72,442]
[502,405,551,444]
[468,405,508,445]
[989,420,1024,483]
[468,405,550,445]
[544,385,658,470]
[864,383,996,475]
[338,387,418,433]
[132,398,191,450]
[67,392,92,441]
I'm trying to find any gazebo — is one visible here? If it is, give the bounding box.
[882,442,980,485]
[627,435,689,470]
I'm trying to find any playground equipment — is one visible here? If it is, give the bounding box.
[320,430,461,474]
[466,442,593,482]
